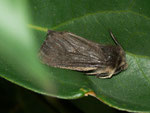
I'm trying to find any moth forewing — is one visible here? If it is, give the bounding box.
[39,30,128,79]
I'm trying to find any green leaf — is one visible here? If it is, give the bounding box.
[1,0,150,112]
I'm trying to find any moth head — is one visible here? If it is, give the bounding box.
[114,47,128,74]
[109,31,128,74]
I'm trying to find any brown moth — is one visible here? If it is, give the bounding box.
[39,30,128,78]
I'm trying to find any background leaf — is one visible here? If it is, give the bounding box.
[0,0,150,112]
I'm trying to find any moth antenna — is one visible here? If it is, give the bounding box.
[109,31,123,49]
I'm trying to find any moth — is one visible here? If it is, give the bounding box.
[39,30,128,78]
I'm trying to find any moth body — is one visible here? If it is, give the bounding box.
[39,30,128,78]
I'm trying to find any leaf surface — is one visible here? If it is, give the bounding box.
[0,0,150,112]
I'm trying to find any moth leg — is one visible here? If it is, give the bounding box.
[96,73,113,79]
[86,69,107,75]
[96,73,108,78]
[86,67,115,78]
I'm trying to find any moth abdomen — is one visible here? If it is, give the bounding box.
[39,30,128,78]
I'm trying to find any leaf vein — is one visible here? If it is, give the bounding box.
[134,56,150,86]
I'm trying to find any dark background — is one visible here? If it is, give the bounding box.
[0,77,127,113]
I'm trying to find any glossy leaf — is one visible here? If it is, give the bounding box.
[0,0,150,112]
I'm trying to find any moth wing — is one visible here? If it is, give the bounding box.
[39,31,107,71]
